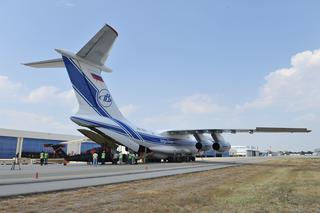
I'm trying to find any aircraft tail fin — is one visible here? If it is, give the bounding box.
[76,24,118,66]
[24,24,127,121]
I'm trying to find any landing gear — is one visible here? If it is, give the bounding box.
[166,156,195,163]
[183,156,196,162]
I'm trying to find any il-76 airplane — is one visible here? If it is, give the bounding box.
[24,24,311,162]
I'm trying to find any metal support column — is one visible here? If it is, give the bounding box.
[16,137,24,158]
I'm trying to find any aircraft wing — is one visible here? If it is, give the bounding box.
[163,127,311,135]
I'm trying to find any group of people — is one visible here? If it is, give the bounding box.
[11,151,49,170]
[91,151,138,166]
[39,151,49,166]
[112,152,138,165]
[91,150,107,166]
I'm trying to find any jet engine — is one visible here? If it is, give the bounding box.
[195,142,202,150]
[212,141,231,152]
[211,132,231,152]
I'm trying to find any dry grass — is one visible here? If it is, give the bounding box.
[0,157,319,213]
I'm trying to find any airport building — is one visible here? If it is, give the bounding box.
[0,128,98,159]
[313,148,320,156]
[229,145,260,157]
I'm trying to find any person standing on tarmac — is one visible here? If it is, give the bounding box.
[112,152,118,165]
[11,153,21,170]
[128,153,132,165]
[40,151,44,166]
[101,151,106,165]
[135,154,138,164]
[132,153,136,164]
[92,152,98,166]
[44,152,49,165]
[119,152,123,165]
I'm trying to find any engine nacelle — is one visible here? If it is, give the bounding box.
[195,142,202,150]
[211,132,231,153]
[212,141,231,152]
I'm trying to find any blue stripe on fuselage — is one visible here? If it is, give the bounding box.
[71,116,127,136]
[63,56,97,108]
[72,117,195,146]
[63,56,110,118]
[113,119,141,140]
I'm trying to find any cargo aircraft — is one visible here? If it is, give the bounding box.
[24,24,311,162]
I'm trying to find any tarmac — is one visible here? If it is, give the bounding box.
[0,157,271,198]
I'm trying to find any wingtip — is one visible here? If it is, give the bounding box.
[104,23,118,36]
[22,62,34,67]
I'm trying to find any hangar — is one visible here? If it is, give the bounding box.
[0,128,99,159]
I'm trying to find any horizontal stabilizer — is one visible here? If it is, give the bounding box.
[23,58,64,68]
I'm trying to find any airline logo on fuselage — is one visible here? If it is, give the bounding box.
[98,89,112,107]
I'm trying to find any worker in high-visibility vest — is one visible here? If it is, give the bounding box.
[131,153,135,165]
[101,151,106,165]
[44,152,49,165]
[40,152,44,166]
[134,154,138,164]
[92,152,98,166]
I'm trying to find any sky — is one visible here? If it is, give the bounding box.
[0,0,319,151]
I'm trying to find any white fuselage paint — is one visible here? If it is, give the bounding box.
[70,113,215,158]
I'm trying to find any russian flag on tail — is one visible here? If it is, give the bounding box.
[91,73,104,82]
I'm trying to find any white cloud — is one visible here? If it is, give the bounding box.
[140,94,227,130]
[141,113,184,130]
[64,2,75,7]
[23,86,76,107]
[0,75,78,133]
[173,94,225,114]
[58,0,75,7]
[237,49,320,112]
[0,110,78,134]
[0,75,22,98]
[0,75,77,108]
[294,113,317,124]
[119,104,138,116]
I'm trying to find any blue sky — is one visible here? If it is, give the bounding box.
[0,0,319,151]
